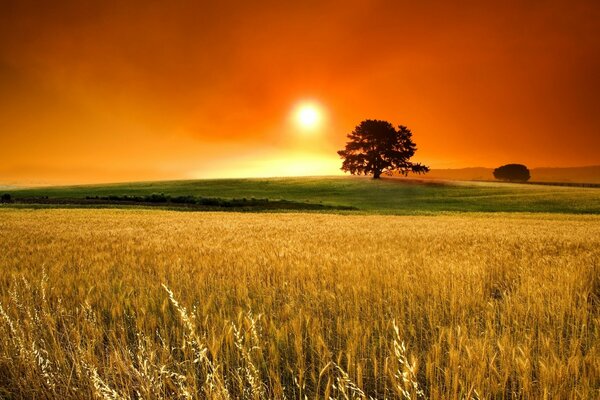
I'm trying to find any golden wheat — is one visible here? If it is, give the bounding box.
[0,209,598,399]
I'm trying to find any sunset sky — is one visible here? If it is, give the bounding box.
[1,1,599,184]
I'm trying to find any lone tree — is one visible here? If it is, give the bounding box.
[337,119,429,179]
[493,164,530,182]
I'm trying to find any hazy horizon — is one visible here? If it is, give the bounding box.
[2,164,599,187]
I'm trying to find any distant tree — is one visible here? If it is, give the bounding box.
[1,193,11,203]
[337,119,429,179]
[493,164,531,182]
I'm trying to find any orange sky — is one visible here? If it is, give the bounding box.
[1,1,599,185]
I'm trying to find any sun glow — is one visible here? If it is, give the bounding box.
[293,102,323,130]
[192,151,342,179]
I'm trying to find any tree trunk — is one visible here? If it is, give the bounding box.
[373,170,381,179]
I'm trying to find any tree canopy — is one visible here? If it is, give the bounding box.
[337,119,429,179]
[493,164,531,182]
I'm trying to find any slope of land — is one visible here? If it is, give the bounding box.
[417,165,600,183]
[3,176,600,214]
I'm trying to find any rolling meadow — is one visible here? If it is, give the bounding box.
[0,208,598,399]
[6,176,600,214]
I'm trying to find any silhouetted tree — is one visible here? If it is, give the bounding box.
[493,164,530,182]
[337,119,429,179]
[1,193,11,203]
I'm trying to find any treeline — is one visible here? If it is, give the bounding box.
[2,192,357,211]
[60,193,357,211]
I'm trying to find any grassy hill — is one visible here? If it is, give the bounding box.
[3,176,600,214]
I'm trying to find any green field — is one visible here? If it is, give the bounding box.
[4,176,600,214]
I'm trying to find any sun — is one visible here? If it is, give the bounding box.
[293,102,323,130]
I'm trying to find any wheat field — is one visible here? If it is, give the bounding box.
[0,209,598,399]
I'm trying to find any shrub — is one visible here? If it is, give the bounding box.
[1,193,11,203]
[145,193,169,203]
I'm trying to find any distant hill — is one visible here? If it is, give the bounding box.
[530,166,600,183]
[414,167,494,181]
[414,166,600,184]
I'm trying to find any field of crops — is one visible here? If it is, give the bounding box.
[0,209,599,399]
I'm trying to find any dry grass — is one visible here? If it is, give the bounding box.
[0,209,598,399]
